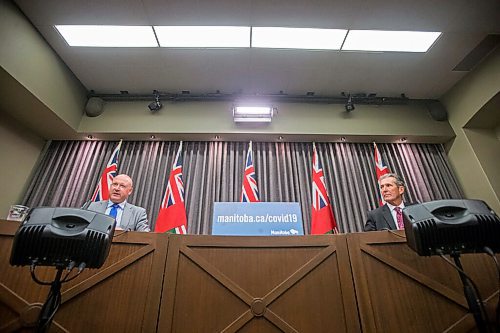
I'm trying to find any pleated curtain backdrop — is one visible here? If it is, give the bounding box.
[22,141,464,234]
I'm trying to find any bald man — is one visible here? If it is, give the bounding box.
[87,174,150,232]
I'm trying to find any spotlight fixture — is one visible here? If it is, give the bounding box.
[233,106,274,123]
[148,90,162,112]
[344,94,355,112]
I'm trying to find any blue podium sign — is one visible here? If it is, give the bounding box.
[212,202,304,236]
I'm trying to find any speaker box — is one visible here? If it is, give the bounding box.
[427,101,448,121]
[85,97,105,117]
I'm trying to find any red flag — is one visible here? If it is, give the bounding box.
[240,141,260,202]
[311,143,338,234]
[155,142,187,234]
[91,140,122,202]
[374,142,390,206]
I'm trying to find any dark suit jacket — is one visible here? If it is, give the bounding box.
[364,203,414,231]
[87,200,150,232]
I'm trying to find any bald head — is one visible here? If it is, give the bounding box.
[109,174,134,203]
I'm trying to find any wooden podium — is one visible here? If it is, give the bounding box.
[0,221,167,332]
[347,231,499,332]
[0,220,498,332]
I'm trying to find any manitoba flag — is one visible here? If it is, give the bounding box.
[311,143,338,234]
[91,140,122,202]
[155,142,188,234]
[240,141,260,202]
[373,142,391,206]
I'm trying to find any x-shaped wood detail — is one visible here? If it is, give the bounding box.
[178,244,337,333]
[0,243,154,332]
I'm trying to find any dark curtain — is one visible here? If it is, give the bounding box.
[23,141,463,234]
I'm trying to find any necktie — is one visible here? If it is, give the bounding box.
[395,207,404,230]
[109,203,119,219]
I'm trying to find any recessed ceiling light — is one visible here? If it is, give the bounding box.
[150,135,156,140]
[155,26,250,48]
[55,25,158,47]
[252,27,347,50]
[342,30,441,52]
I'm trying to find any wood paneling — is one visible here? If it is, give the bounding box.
[0,220,168,333]
[158,235,360,333]
[1,220,498,332]
[347,230,500,333]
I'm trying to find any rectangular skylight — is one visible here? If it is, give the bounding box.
[55,25,158,47]
[155,26,250,48]
[252,27,347,50]
[342,30,441,52]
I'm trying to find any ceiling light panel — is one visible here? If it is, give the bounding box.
[155,26,250,48]
[342,30,441,52]
[252,27,347,50]
[55,25,158,47]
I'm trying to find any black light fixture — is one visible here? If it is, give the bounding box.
[403,199,500,256]
[403,199,500,332]
[148,90,162,112]
[344,94,355,112]
[10,207,116,331]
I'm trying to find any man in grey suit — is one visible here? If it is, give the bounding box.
[364,173,409,231]
[87,174,150,232]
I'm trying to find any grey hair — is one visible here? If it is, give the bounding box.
[379,173,405,187]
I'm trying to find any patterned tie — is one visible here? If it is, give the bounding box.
[109,203,119,219]
[395,207,404,230]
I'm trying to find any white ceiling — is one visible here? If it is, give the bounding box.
[13,0,500,100]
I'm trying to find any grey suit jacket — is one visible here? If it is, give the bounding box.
[87,200,150,232]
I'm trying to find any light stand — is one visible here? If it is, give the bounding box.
[34,266,64,333]
[449,252,489,333]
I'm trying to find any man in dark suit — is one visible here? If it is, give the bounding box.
[364,173,408,231]
[87,174,150,232]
